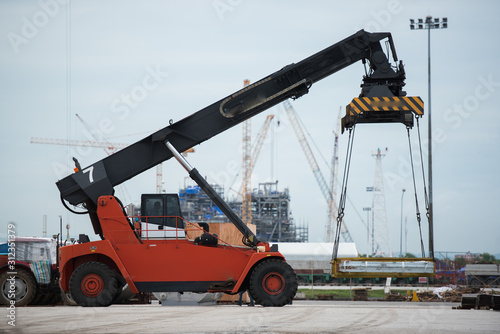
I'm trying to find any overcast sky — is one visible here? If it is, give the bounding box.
[1,0,499,257]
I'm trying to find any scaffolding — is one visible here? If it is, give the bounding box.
[251,181,304,243]
[179,184,228,223]
[178,181,307,243]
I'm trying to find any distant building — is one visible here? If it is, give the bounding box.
[178,181,308,243]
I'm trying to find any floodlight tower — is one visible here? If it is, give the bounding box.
[409,16,448,258]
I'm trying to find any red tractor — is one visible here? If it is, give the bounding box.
[0,237,61,306]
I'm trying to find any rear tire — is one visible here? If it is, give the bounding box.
[249,259,297,307]
[69,262,118,307]
[0,270,37,307]
[31,293,51,305]
[61,291,78,306]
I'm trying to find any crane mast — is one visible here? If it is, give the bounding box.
[327,108,343,243]
[242,79,252,225]
[236,114,275,197]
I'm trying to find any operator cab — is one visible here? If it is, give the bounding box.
[140,194,185,239]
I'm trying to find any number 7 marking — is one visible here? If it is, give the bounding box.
[83,166,94,183]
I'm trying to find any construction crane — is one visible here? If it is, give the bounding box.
[227,113,275,196]
[236,114,275,197]
[327,108,342,243]
[75,114,122,156]
[242,80,252,224]
[31,136,193,195]
[75,113,167,193]
[30,137,128,151]
[31,137,132,202]
[282,100,353,243]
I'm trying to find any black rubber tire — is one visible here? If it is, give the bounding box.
[39,293,53,305]
[112,275,127,303]
[48,291,61,305]
[29,292,45,305]
[0,270,37,307]
[249,259,297,307]
[69,262,119,307]
[31,292,54,305]
[113,284,135,304]
[61,291,78,306]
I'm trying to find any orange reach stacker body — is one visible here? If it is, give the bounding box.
[58,196,292,306]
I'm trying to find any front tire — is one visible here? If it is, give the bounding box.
[69,262,118,307]
[249,259,297,307]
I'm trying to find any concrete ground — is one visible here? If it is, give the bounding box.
[2,300,499,334]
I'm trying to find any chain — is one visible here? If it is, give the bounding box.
[407,127,426,258]
[332,126,355,260]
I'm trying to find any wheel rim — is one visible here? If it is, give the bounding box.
[262,272,285,295]
[81,274,104,297]
[2,276,29,301]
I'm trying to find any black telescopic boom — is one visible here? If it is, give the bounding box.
[56,30,406,237]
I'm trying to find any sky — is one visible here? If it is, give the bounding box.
[1,0,499,257]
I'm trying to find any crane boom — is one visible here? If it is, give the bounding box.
[251,115,275,175]
[31,137,128,151]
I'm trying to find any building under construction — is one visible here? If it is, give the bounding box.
[179,183,228,223]
[178,181,308,243]
[250,181,308,243]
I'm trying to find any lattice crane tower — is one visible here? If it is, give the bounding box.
[370,148,391,256]
[236,114,274,196]
[242,79,252,224]
[326,108,342,243]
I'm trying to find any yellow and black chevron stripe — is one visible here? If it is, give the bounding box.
[348,96,424,116]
